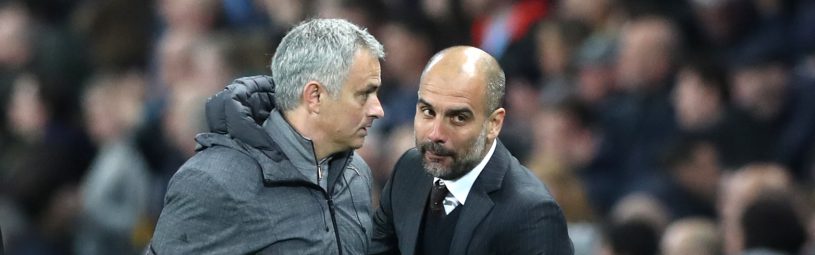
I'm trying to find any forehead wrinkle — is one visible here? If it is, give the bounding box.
[420,80,473,102]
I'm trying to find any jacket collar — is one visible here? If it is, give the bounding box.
[265,110,322,184]
[199,75,349,186]
[436,141,497,205]
[448,140,510,254]
[400,140,510,255]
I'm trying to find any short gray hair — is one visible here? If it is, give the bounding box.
[483,58,505,113]
[271,19,385,111]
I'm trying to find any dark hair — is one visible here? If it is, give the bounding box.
[544,96,597,130]
[679,55,730,103]
[741,191,807,254]
[660,136,716,170]
[605,219,660,255]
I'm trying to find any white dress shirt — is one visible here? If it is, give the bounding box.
[434,141,497,214]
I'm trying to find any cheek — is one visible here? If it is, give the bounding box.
[335,102,366,129]
[413,115,428,134]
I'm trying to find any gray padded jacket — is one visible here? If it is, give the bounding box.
[148,76,374,254]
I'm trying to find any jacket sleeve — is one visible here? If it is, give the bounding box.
[147,167,247,254]
[500,199,574,255]
[368,169,399,255]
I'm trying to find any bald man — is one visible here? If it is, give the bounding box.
[369,46,573,255]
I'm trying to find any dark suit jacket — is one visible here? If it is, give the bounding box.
[370,141,574,255]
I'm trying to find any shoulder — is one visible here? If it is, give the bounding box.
[393,148,422,173]
[495,155,559,210]
[170,145,264,200]
[348,153,373,177]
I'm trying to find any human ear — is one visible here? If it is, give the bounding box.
[487,108,505,140]
[303,81,323,113]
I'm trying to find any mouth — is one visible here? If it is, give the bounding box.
[424,150,453,162]
[359,125,372,136]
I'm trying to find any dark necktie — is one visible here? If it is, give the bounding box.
[430,179,449,211]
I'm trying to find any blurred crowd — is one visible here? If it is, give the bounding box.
[0,0,813,254]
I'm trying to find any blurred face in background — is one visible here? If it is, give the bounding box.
[83,73,145,145]
[159,0,218,33]
[672,142,721,201]
[380,22,432,87]
[674,68,723,130]
[535,23,570,77]
[730,64,787,120]
[260,0,306,26]
[616,18,675,90]
[7,74,45,141]
[0,3,31,67]
[560,0,609,27]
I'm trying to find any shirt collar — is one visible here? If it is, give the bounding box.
[435,140,497,205]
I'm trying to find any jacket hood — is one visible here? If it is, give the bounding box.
[203,75,276,147]
[194,75,308,184]
[193,75,352,186]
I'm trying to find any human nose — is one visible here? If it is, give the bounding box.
[369,95,384,119]
[426,118,446,143]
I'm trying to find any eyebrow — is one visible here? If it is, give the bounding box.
[360,83,379,93]
[418,98,474,116]
[418,98,433,108]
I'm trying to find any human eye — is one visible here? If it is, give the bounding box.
[359,85,378,102]
[451,113,471,125]
[420,107,435,118]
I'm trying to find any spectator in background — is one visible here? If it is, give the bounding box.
[534,19,589,103]
[673,57,730,133]
[188,33,244,95]
[376,18,433,134]
[610,192,671,235]
[0,2,31,73]
[719,164,795,255]
[158,0,221,35]
[418,0,469,47]
[728,39,815,179]
[75,72,151,255]
[660,138,721,219]
[71,0,153,70]
[727,53,789,159]
[572,32,617,109]
[316,0,385,38]
[557,0,620,107]
[740,192,808,255]
[602,15,680,196]
[529,97,620,217]
[3,73,96,255]
[601,192,669,255]
[601,219,660,255]
[670,56,755,172]
[660,217,721,255]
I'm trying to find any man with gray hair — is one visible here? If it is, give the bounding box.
[148,19,385,254]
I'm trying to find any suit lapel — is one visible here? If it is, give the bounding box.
[399,157,433,255]
[449,141,510,255]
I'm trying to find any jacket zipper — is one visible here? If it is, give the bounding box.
[327,198,342,255]
[311,146,343,255]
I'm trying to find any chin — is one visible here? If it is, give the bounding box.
[349,140,365,150]
[422,162,457,179]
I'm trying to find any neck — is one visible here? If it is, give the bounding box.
[282,108,334,160]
